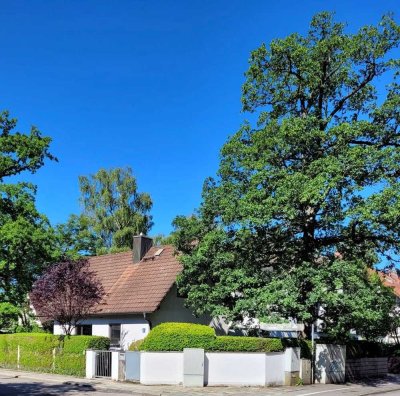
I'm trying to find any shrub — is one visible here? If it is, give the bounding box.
[209,336,284,353]
[63,335,110,353]
[129,339,144,351]
[139,322,295,353]
[0,303,20,332]
[346,340,388,359]
[281,338,312,359]
[139,323,216,351]
[0,333,109,376]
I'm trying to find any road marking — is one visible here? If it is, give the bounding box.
[297,388,350,396]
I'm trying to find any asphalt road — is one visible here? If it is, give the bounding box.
[1,370,400,396]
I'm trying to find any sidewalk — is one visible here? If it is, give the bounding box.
[1,368,400,395]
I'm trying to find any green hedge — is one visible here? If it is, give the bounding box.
[208,336,284,352]
[139,322,300,353]
[0,333,109,376]
[346,340,389,359]
[63,335,110,353]
[139,323,215,351]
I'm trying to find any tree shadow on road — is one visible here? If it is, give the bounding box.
[0,378,96,395]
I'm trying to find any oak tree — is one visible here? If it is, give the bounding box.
[174,13,400,340]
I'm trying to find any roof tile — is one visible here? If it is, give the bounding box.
[89,245,182,314]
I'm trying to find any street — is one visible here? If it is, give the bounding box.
[1,370,400,396]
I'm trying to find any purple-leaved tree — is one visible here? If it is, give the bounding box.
[30,259,105,335]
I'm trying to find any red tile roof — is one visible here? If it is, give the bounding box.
[89,245,182,314]
[378,270,400,298]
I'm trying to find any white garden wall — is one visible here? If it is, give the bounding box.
[265,352,285,385]
[140,352,183,385]
[205,352,266,386]
[138,350,288,386]
[86,347,300,387]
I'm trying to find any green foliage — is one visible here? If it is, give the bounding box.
[173,12,400,340]
[59,167,154,255]
[346,340,388,359]
[209,336,284,353]
[152,233,175,246]
[54,214,99,259]
[62,335,110,353]
[0,303,20,332]
[282,339,313,359]
[140,323,215,351]
[139,322,297,353]
[128,339,144,351]
[14,323,47,334]
[0,183,59,305]
[0,111,57,305]
[0,333,109,376]
[0,110,55,181]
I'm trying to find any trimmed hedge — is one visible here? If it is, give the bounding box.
[139,323,215,351]
[208,336,284,352]
[0,333,109,376]
[63,335,110,353]
[139,322,300,354]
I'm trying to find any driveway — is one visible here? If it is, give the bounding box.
[1,369,400,395]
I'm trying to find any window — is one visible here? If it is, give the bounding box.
[110,324,121,347]
[76,325,92,336]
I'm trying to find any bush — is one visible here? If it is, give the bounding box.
[139,322,296,353]
[0,333,109,376]
[209,336,284,353]
[346,340,388,359]
[0,303,20,332]
[63,335,110,353]
[281,338,313,359]
[139,323,216,351]
[129,339,144,351]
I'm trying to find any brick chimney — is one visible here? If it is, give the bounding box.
[133,234,153,263]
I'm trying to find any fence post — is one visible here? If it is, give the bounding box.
[283,347,300,385]
[17,345,20,370]
[85,350,96,379]
[111,351,119,380]
[52,348,56,371]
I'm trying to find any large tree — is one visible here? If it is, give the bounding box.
[173,13,400,340]
[78,167,153,253]
[54,214,99,259]
[0,111,57,306]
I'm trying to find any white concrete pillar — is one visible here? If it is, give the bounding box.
[85,350,96,379]
[283,347,300,385]
[300,358,312,385]
[315,344,346,384]
[111,351,119,381]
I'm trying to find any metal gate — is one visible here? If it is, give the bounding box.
[95,351,112,378]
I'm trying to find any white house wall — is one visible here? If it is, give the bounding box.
[54,316,150,350]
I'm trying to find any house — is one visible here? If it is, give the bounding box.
[379,270,400,301]
[53,235,216,349]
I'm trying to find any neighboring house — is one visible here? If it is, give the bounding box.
[53,235,215,349]
[379,270,400,300]
[377,270,400,344]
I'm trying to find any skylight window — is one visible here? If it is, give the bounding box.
[154,248,164,257]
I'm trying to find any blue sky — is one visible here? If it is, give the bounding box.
[1,0,399,236]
